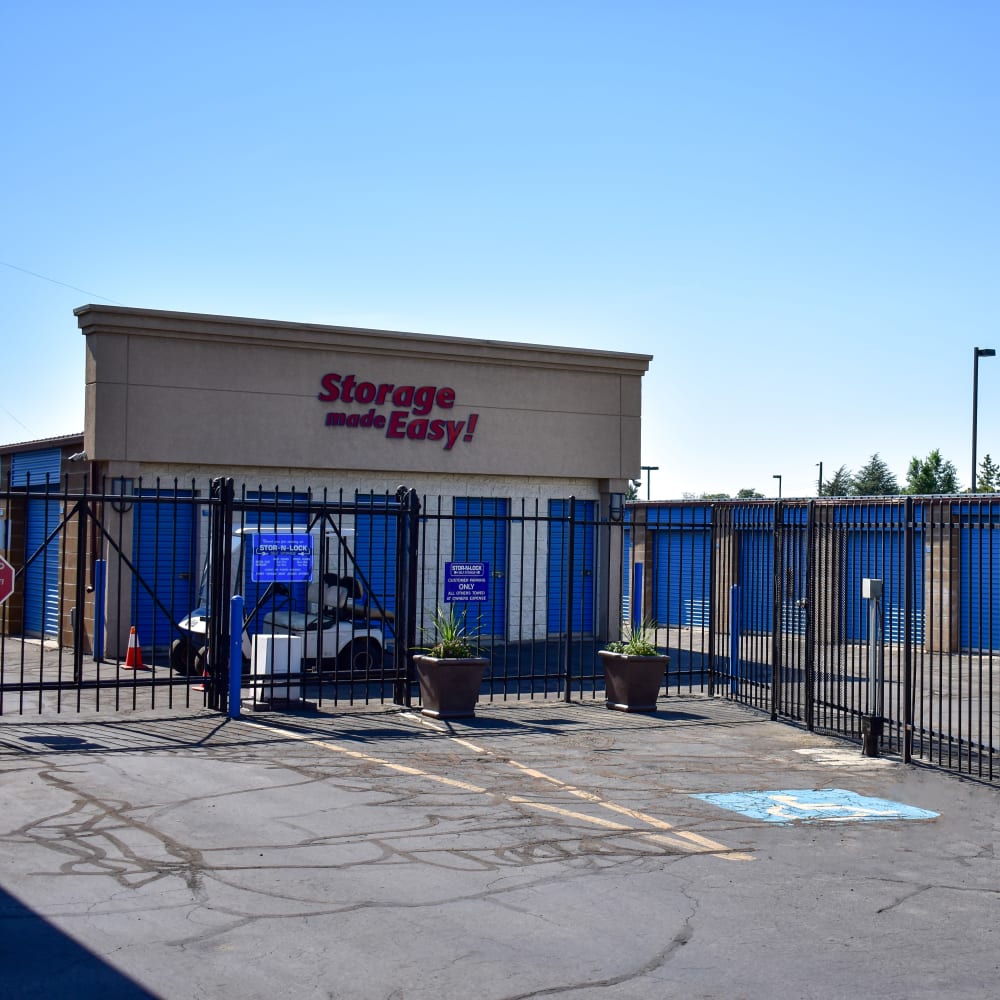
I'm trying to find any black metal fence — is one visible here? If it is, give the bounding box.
[2,479,998,783]
[632,497,999,781]
[0,478,628,716]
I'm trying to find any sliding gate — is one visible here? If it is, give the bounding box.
[2,480,629,715]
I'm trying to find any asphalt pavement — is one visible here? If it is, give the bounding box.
[1,695,997,999]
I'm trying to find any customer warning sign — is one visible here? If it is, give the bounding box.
[443,562,489,602]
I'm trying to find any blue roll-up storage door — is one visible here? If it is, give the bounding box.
[10,448,62,487]
[24,497,61,637]
[733,508,814,636]
[454,498,508,637]
[843,517,920,644]
[131,491,197,654]
[961,506,1000,651]
[654,527,709,627]
[354,495,399,619]
[12,449,63,638]
[739,530,774,633]
[547,500,595,634]
[779,520,808,635]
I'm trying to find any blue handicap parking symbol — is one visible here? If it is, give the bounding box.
[692,788,939,824]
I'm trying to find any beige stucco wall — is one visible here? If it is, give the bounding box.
[76,306,650,488]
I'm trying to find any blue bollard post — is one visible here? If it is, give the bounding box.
[631,563,643,631]
[93,559,106,661]
[229,595,244,719]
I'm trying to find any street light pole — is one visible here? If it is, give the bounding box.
[816,462,823,497]
[972,347,995,493]
[640,465,658,501]
[773,474,782,499]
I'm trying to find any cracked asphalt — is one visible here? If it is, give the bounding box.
[1,696,997,999]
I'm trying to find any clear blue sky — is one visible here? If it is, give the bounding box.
[3,1,998,499]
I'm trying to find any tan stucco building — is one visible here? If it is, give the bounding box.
[76,305,650,505]
[2,306,651,655]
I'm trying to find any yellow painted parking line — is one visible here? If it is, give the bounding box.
[508,795,634,831]
[508,796,716,854]
[249,722,487,793]
[245,719,752,861]
[463,738,749,858]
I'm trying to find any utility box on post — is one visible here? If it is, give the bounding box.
[861,578,884,757]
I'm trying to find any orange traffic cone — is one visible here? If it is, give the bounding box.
[192,651,209,691]
[122,626,147,670]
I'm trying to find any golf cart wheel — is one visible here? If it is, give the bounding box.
[170,637,198,675]
[338,638,382,675]
[193,646,209,676]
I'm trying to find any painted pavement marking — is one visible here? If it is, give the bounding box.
[693,788,939,824]
[792,747,897,768]
[245,718,753,861]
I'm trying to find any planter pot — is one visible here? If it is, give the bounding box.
[413,655,489,719]
[598,650,668,713]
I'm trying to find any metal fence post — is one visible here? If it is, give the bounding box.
[730,584,741,695]
[207,477,235,712]
[563,496,576,704]
[707,505,717,698]
[73,491,88,684]
[903,496,914,763]
[229,594,244,719]
[394,487,420,707]
[804,500,816,731]
[770,500,783,721]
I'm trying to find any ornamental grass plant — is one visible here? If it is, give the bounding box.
[603,620,662,657]
[417,605,482,659]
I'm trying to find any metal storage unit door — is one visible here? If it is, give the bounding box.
[961,502,1000,651]
[131,491,197,655]
[843,522,922,644]
[354,495,399,619]
[454,498,508,637]
[654,524,709,627]
[738,525,810,636]
[739,529,774,634]
[11,448,62,638]
[778,518,808,635]
[547,500,595,635]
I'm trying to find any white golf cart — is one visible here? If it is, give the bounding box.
[172,526,391,675]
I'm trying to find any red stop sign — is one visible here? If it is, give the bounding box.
[0,555,14,605]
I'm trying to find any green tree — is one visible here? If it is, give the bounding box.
[626,480,640,501]
[905,449,959,494]
[821,465,853,497]
[852,453,899,496]
[736,487,764,499]
[976,454,1000,493]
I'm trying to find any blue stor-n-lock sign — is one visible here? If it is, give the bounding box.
[444,561,489,602]
[251,534,314,583]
